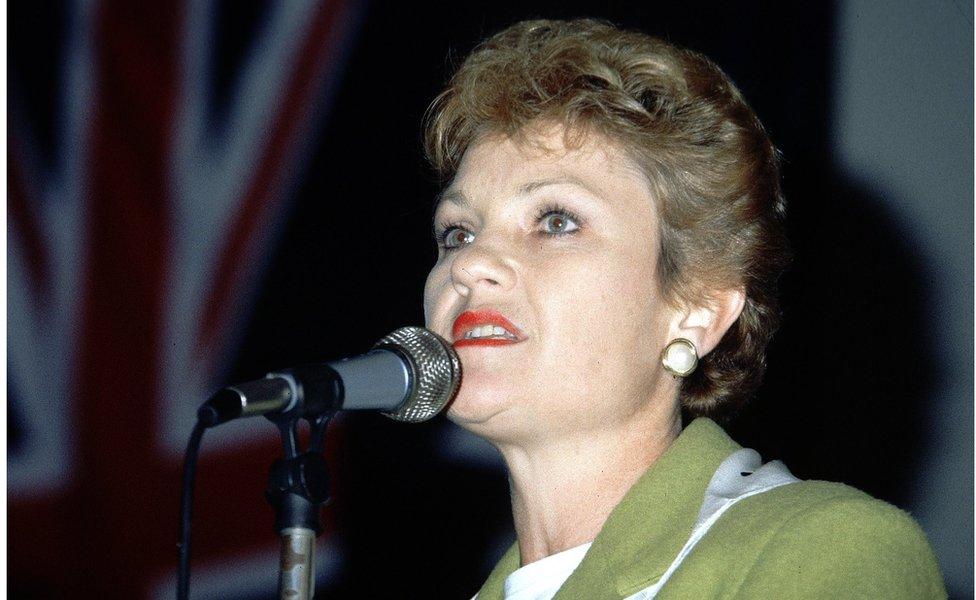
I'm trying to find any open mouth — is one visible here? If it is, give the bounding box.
[451,309,525,347]
[460,325,519,341]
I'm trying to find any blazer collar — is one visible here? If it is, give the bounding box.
[476,418,740,599]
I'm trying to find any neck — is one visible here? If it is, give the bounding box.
[497,405,681,566]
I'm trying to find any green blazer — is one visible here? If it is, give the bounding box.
[475,418,946,599]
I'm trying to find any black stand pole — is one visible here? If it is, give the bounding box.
[265,410,333,600]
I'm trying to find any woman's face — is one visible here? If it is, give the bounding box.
[423,128,682,446]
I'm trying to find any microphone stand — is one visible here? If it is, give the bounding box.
[265,408,334,600]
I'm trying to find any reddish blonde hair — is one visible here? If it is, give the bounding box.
[424,19,790,417]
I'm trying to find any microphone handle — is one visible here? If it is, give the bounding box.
[323,349,412,411]
[199,375,305,427]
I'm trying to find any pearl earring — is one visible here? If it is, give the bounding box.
[662,338,698,377]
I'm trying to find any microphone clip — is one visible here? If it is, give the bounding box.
[264,400,335,536]
[265,451,330,535]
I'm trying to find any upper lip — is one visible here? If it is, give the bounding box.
[451,309,526,342]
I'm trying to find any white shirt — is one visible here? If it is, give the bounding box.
[502,542,592,600]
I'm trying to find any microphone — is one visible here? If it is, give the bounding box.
[198,327,461,427]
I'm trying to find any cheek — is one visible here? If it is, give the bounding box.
[577,250,665,352]
[534,253,647,345]
[422,263,450,328]
[422,276,437,326]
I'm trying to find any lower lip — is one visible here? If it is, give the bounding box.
[453,338,521,348]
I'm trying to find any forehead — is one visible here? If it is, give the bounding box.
[437,128,655,211]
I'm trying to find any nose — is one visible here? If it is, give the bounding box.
[450,242,517,297]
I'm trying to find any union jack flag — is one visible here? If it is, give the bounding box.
[9,0,363,596]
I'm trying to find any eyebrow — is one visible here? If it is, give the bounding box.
[517,176,602,199]
[435,176,603,208]
[435,188,469,207]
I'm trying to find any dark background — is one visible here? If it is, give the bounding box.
[9,1,972,598]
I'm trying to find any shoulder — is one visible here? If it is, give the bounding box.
[669,480,946,599]
[729,479,920,536]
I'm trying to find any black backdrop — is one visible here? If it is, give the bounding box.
[9,1,956,598]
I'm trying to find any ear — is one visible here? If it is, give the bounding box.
[672,287,746,358]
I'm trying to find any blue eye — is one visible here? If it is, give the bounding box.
[539,209,580,235]
[437,226,474,250]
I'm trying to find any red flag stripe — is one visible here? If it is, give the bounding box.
[72,1,182,596]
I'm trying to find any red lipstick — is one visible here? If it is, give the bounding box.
[451,309,525,348]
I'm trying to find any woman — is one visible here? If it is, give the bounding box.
[421,19,944,599]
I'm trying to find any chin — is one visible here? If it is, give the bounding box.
[446,387,507,425]
[448,399,551,453]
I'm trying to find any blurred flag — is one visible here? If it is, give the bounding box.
[8,0,362,596]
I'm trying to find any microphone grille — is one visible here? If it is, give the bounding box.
[373,327,461,423]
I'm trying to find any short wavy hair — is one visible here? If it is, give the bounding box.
[424,19,791,418]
